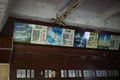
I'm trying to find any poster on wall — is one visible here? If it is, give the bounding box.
[86,32,99,48]
[61,28,75,47]
[98,33,111,49]
[13,22,32,43]
[31,24,47,44]
[109,35,120,50]
[46,27,62,46]
[74,31,90,48]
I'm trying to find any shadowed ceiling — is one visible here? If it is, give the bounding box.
[0,0,120,32]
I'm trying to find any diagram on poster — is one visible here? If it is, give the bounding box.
[109,35,120,50]
[62,29,75,47]
[31,24,47,44]
[86,32,99,48]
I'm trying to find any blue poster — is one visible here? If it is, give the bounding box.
[98,33,111,49]
[46,27,62,46]
[74,31,90,48]
[13,22,32,43]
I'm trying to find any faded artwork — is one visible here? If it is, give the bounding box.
[98,33,111,49]
[74,31,90,48]
[46,27,62,46]
[62,28,75,47]
[109,35,120,50]
[13,22,32,43]
[31,24,47,44]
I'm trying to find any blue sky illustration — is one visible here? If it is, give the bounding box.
[98,33,111,42]
[46,27,62,46]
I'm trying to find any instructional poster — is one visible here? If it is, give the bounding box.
[13,22,32,43]
[98,33,111,49]
[74,31,90,48]
[62,28,75,47]
[31,24,47,44]
[109,35,120,50]
[46,27,62,46]
[86,32,99,48]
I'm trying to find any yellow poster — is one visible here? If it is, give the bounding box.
[109,35,120,50]
[61,28,75,47]
[31,24,47,44]
[86,32,99,48]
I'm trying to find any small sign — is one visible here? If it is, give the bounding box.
[17,69,26,78]
[68,70,76,77]
[113,70,119,77]
[26,69,30,78]
[31,69,35,78]
[108,70,114,77]
[61,70,67,78]
[75,70,79,77]
[79,70,82,77]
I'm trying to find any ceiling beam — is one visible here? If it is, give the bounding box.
[52,0,86,26]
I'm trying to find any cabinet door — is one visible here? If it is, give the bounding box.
[0,35,12,63]
[0,35,12,49]
[0,50,11,63]
[0,64,10,80]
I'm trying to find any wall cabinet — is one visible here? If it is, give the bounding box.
[1,17,120,80]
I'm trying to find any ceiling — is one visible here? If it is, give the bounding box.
[0,0,120,32]
[0,0,9,31]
